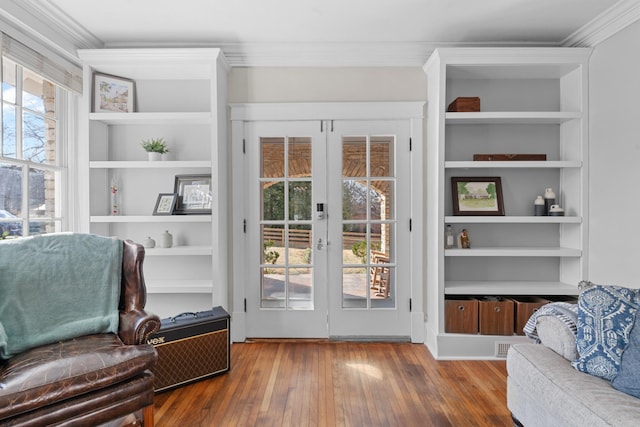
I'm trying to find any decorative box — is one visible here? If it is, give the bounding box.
[511,296,549,336]
[479,296,514,335]
[447,97,480,112]
[445,296,479,334]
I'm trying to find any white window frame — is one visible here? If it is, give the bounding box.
[0,55,73,236]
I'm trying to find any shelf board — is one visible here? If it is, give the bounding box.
[144,245,212,256]
[445,216,581,224]
[445,160,581,169]
[89,112,211,125]
[90,215,211,223]
[445,247,581,257]
[445,280,579,295]
[445,111,581,124]
[146,279,212,294]
[90,160,211,169]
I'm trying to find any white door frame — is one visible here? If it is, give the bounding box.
[230,102,425,343]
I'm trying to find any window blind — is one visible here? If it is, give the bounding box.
[1,32,82,94]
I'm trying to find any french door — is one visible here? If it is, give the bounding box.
[242,119,411,339]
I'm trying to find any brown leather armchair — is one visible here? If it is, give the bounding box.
[0,239,161,427]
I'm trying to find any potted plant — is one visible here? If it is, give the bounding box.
[141,137,169,161]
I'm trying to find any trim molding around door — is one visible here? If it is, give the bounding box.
[229,102,425,343]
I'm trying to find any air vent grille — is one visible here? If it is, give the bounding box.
[495,342,512,358]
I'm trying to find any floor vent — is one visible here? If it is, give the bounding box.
[495,342,512,358]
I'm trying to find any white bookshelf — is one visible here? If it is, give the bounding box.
[77,48,229,318]
[423,47,591,359]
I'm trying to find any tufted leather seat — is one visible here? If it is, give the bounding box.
[0,239,161,427]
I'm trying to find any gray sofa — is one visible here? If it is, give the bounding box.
[507,316,640,427]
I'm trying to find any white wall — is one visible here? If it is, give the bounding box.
[589,20,640,287]
[228,67,427,102]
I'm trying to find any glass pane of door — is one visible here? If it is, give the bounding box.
[260,136,314,310]
[341,135,396,309]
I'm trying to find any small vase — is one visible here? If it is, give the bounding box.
[160,230,173,248]
[543,188,556,216]
[144,236,156,248]
[148,152,162,161]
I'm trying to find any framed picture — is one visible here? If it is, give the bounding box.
[153,193,177,215]
[92,72,135,113]
[174,174,212,214]
[452,177,504,216]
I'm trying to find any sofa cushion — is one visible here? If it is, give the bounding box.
[0,233,122,359]
[537,315,579,361]
[571,284,639,380]
[507,343,640,427]
[0,334,157,420]
[612,313,640,398]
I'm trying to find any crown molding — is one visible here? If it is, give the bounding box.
[0,0,102,63]
[104,41,557,68]
[562,0,640,47]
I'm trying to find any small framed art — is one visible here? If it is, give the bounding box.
[92,72,136,113]
[153,193,178,215]
[452,176,504,216]
[174,174,212,214]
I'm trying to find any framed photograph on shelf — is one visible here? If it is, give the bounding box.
[174,174,212,214]
[92,72,136,113]
[452,176,504,216]
[152,193,178,215]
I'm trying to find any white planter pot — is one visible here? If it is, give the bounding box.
[148,152,162,161]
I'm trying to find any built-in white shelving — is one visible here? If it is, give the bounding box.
[445,111,581,124]
[77,48,229,318]
[444,216,581,224]
[144,246,213,256]
[424,47,591,359]
[145,279,213,294]
[88,112,211,125]
[90,215,211,223]
[90,161,212,169]
[445,161,581,169]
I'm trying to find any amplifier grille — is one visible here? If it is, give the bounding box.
[152,329,229,392]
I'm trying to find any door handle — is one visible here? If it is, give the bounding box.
[317,238,324,250]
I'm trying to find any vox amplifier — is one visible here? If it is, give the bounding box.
[146,306,230,392]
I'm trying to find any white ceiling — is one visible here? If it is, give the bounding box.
[50,0,617,45]
[3,0,639,66]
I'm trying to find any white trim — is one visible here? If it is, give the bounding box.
[216,41,552,68]
[562,0,640,47]
[230,102,425,122]
[0,0,100,64]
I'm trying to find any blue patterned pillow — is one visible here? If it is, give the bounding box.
[571,284,639,380]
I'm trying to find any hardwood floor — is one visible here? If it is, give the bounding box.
[153,340,512,426]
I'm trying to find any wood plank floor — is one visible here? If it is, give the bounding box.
[153,340,513,426]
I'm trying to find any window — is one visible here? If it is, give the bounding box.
[1,56,66,238]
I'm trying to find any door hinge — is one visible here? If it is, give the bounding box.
[409,137,412,151]
[409,218,412,231]
[243,219,247,233]
[410,298,412,312]
[244,298,247,312]
[243,138,246,154]
[320,120,324,132]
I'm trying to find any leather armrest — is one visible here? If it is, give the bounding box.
[119,309,161,345]
[118,240,161,345]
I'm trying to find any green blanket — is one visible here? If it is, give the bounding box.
[0,233,122,359]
